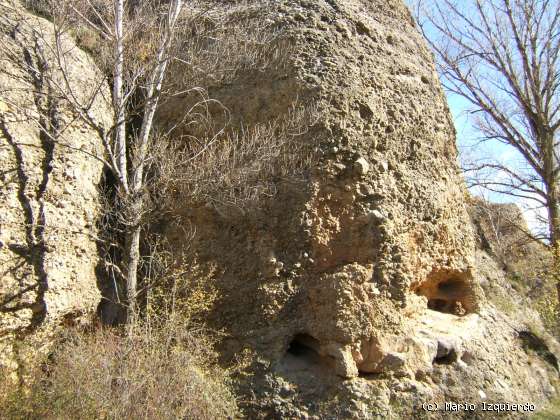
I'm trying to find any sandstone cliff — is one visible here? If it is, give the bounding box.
[0,1,110,377]
[0,0,558,418]
[160,0,559,417]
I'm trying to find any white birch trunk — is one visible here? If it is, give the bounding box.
[131,0,183,194]
[124,0,184,324]
[113,0,128,191]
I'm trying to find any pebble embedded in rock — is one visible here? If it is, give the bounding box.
[353,157,370,175]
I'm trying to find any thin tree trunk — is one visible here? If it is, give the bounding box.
[550,207,560,248]
[113,0,128,189]
[541,130,560,301]
[122,0,184,326]
[131,0,183,193]
[113,0,136,325]
[125,224,141,325]
[548,183,560,302]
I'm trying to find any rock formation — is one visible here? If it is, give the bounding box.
[0,1,110,378]
[160,0,559,417]
[0,0,558,417]
[469,198,552,280]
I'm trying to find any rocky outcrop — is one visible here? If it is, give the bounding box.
[0,0,557,416]
[0,1,110,378]
[469,198,551,286]
[161,0,559,417]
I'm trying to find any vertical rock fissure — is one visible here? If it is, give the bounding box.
[0,119,38,314]
[28,38,58,330]
[0,35,60,331]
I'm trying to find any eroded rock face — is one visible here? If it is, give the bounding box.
[0,1,110,378]
[161,0,558,417]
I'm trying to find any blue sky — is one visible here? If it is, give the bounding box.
[404,0,548,234]
[447,85,546,234]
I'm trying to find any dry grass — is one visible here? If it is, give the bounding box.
[0,318,238,419]
[170,0,289,89]
[166,105,318,215]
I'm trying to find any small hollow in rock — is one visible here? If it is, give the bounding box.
[281,333,335,376]
[433,349,458,365]
[414,272,475,316]
[287,334,321,358]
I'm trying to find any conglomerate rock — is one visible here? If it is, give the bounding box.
[0,0,557,417]
[160,0,560,417]
[0,1,110,378]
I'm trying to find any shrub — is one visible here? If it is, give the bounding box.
[0,318,238,419]
[533,396,560,419]
[533,292,560,338]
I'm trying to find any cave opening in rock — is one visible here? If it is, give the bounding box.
[287,334,321,358]
[433,348,458,365]
[279,334,336,377]
[280,333,334,374]
[415,275,474,316]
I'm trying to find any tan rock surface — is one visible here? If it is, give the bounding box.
[162,0,559,417]
[0,1,110,378]
[0,0,557,417]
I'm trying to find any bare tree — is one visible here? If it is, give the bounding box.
[2,0,316,325]
[1,0,189,324]
[413,0,560,291]
[77,0,185,324]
